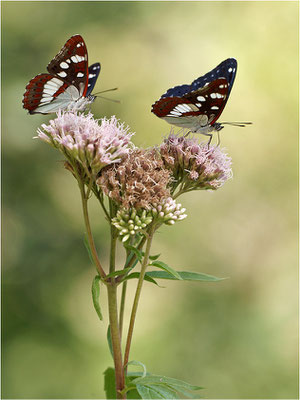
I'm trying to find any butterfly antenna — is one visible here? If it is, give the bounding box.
[221,122,252,127]
[93,87,118,96]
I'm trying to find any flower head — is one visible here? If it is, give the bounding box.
[97,148,172,210]
[159,131,232,192]
[37,111,134,176]
[112,197,187,241]
[112,208,153,242]
[151,197,187,225]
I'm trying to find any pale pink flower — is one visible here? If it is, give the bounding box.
[37,111,134,175]
[159,130,232,193]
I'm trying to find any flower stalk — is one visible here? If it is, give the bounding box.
[107,283,125,399]
[123,225,155,371]
[79,180,106,280]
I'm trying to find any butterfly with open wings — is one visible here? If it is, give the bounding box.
[151,58,250,141]
[23,35,101,114]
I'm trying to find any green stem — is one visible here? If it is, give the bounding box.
[107,284,125,399]
[110,231,117,275]
[107,223,125,398]
[123,227,155,371]
[93,186,111,221]
[116,236,147,284]
[79,182,106,280]
[119,280,127,340]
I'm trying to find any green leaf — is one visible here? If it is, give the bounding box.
[136,384,178,399]
[84,234,95,266]
[132,375,202,391]
[105,267,132,279]
[132,375,203,399]
[125,374,142,399]
[149,253,161,261]
[147,270,225,282]
[91,275,103,321]
[126,385,142,399]
[125,244,143,262]
[126,360,147,378]
[107,325,114,358]
[104,367,117,399]
[123,272,160,286]
[151,261,183,280]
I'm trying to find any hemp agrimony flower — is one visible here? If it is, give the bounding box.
[112,197,187,242]
[37,111,134,177]
[97,148,172,210]
[112,208,153,242]
[159,130,233,195]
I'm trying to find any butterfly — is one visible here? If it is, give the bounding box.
[151,58,249,140]
[23,34,101,114]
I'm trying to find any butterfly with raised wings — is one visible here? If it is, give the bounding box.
[23,34,101,114]
[152,58,250,140]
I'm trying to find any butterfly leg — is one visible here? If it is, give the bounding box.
[184,130,191,138]
[216,131,221,146]
[207,134,213,148]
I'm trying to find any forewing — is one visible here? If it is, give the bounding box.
[152,78,229,126]
[160,58,237,100]
[184,78,229,124]
[191,58,237,106]
[47,34,89,96]
[86,63,101,96]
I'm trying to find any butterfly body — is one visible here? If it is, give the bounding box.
[151,58,237,135]
[23,35,101,114]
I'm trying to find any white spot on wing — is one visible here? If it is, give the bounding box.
[77,72,84,78]
[60,62,69,69]
[175,104,191,113]
[71,55,85,63]
[228,67,233,72]
[169,110,182,116]
[57,71,67,78]
[40,97,53,103]
[211,106,219,110]
[197,96,206,102]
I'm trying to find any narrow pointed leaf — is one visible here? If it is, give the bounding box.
[123,272,160,286]
[105,267,132,279]
[125,244,143,262]
[91,275,103,321]
[147,270,225,282]
[84,234,95,265]
[107,325,114,358]
[151,261,183,280]
[149,253,161,261]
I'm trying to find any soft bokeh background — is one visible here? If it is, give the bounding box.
[2,1,298,399]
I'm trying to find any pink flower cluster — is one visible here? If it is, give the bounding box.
[37,111,134,175]
[159,131,233,191]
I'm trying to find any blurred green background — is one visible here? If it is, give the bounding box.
[2,1,298,399]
